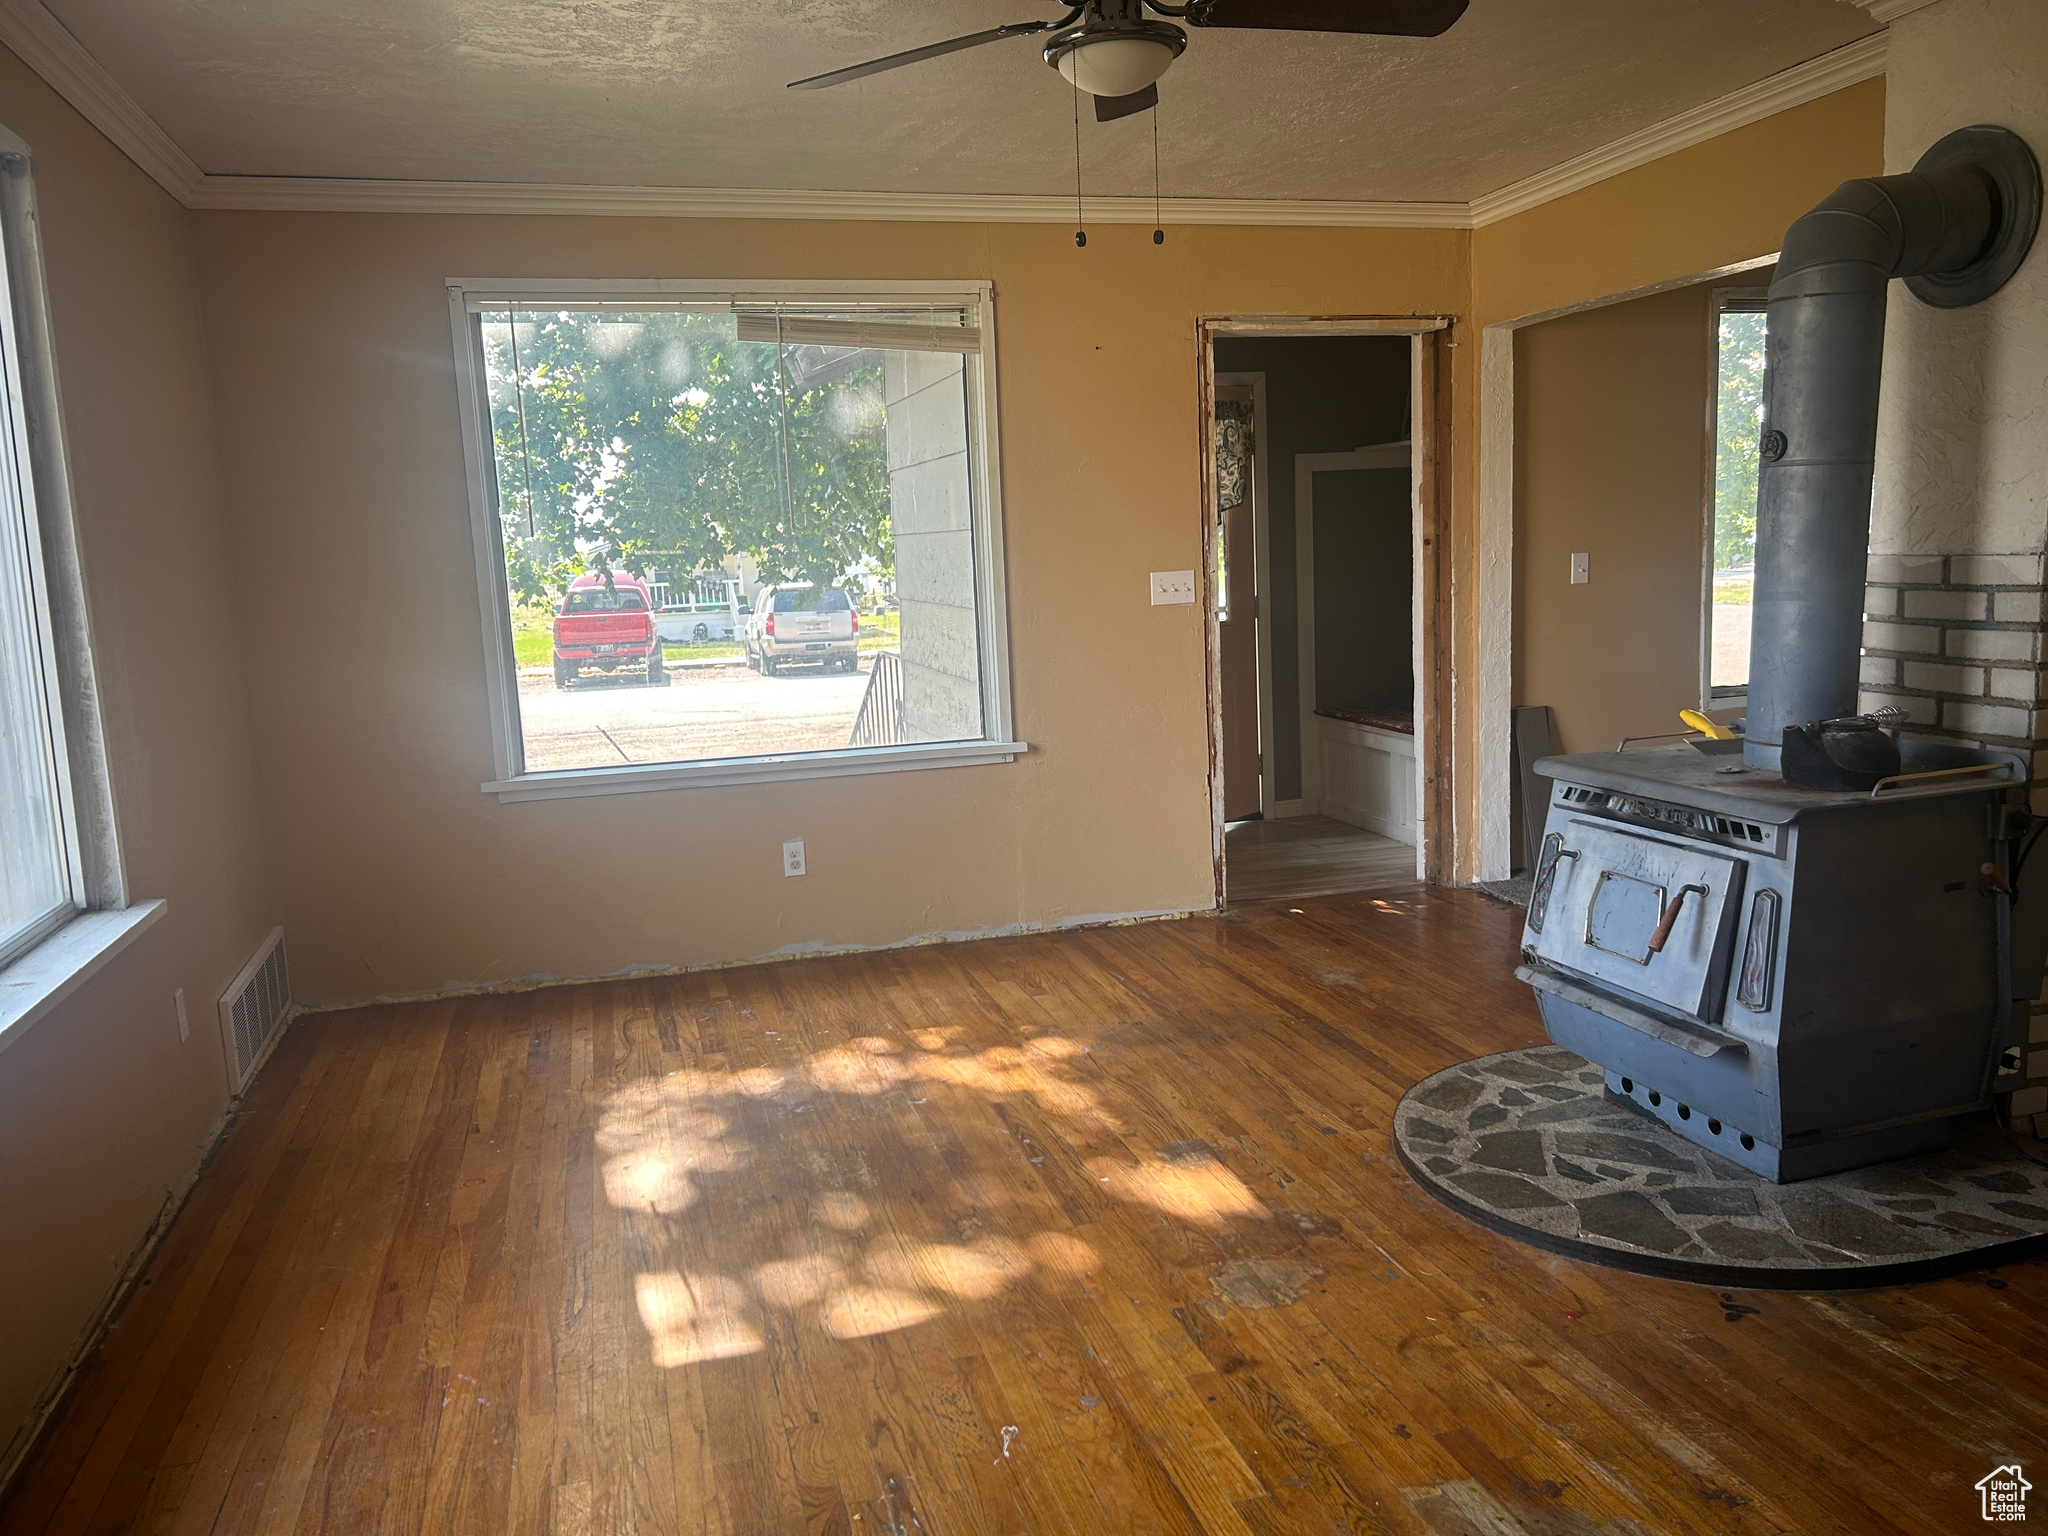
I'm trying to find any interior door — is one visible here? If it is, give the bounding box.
[1215,387,1261,821]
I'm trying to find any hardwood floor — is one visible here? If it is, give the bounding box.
[1224,816,1416,904]
[4,887,2043,1535]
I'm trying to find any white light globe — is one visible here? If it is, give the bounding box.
[1055,36,1177,98]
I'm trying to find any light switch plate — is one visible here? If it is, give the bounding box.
[782,839,806,877]
[1570,552,1591,585]
[1150,570,1197,605]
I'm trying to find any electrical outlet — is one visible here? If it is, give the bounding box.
[1150,570,1197,605]
[174,987,189,1043]
[783,839,807,877]
[1569,552,1591,585]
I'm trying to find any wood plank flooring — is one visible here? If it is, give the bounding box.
[1224,816,1417,905]
[4,886,2043,1535]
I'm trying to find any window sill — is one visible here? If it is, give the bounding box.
[483,739,1030,803]
[0,900,168,1060]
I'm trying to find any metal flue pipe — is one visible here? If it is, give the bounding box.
[1744,127,2040,769]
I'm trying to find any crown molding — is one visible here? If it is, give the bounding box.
[1,3,1887,236]
[184,175,1471,227]
[1468,30,1889,226]
[0,0,201,200]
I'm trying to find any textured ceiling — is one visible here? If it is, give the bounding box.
[44,0,1882,201]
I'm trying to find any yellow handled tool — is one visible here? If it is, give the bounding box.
[1679,709,1734,740]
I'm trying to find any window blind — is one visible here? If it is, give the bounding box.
[734,313,981,355]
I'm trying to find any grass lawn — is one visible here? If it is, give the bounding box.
[1712,580,1753,605]
[512,621,554,667]
[669,643,746,661]
[511,608,902,668]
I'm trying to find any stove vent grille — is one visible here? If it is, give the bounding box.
[1559,784,1772,850]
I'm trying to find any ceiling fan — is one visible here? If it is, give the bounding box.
[789,0,1471,123]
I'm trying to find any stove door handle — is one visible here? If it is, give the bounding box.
[1525,843,1578,934]
[1646,883,1710,956]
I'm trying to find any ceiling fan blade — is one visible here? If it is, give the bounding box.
[788,21,1054,90]
[1094,83,1160,122]
[1184,0,1468,36]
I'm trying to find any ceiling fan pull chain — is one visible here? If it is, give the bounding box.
[1152,105,1164,245]
[1073,78,1087,248]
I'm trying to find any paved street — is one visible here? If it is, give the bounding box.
[518,657,870,771]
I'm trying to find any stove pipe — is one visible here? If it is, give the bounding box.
[1743,125,2041,770]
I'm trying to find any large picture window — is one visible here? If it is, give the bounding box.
[449,282,1019,801]
[0,124,127,992]
[0,229,75,967]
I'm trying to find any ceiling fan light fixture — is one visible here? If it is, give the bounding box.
[1046,21,1186,98]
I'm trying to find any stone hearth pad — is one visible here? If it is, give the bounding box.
[1395,1048,2048,1288]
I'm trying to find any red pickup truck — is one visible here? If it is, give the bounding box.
[552,573,665,689]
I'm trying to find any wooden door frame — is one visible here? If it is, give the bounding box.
[1197,316,1454,907]
[1214,371,1277,821]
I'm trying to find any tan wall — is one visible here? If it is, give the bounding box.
[1512,282,1715,758]
[1469,78,1885,326]
[190,214,1468,1004]
[1442,77,1888,877]
[0,48,278,1445]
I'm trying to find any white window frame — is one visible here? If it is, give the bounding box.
[445,277,1024,803]
[1701,285,1769,711]
[0,124,156,1054]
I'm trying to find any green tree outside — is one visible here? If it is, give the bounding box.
[482,311,894,607]
[1713,310,1767,574]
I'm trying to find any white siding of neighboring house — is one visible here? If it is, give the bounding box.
[884,351,982,742]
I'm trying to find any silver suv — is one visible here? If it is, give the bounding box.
[744,584,860,676]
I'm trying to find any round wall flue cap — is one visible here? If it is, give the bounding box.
[1906,124,2042,309]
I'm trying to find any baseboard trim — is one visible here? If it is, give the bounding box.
[295,905,1206,1017]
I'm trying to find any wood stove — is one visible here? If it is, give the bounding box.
[1517,740,2037,1180]
[1516,124,2045,1182]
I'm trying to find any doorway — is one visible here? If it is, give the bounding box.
[1201,321,1451,907]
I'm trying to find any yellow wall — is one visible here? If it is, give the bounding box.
[1470,77,1885,326]
[0,48,280,1446]
[1445,77,1887,877]
[190,214,1467,1004]
[1513,282,1718,758]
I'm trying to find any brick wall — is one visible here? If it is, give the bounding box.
[1858,553,2046,746]
[1858,551,2048,1137]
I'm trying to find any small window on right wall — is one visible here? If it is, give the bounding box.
[1707,287,1768,704]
